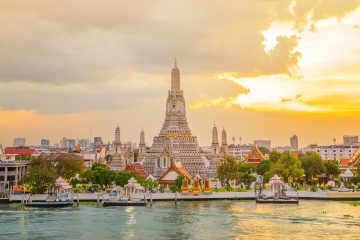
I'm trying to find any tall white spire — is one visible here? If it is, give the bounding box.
[221,127,227,146]
[212,124,219,145]
[114,125,121,145]
[140,129,145,145]
[171,58,180,91]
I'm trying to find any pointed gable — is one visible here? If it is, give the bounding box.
[125,163,149,179]
[159,161,191,185]
[244,145,266,164]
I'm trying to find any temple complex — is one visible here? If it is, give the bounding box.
[143,60,209,179]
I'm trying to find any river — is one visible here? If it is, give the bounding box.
[0,201,359,239]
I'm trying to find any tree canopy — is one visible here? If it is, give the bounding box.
[300,153,325,180]
[20,158,57,193]
[217,155,238,188]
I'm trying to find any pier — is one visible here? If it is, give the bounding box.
[4,191,360,203]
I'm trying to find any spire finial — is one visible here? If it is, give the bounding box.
[174,58,177,68]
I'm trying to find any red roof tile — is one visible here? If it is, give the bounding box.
[4,148,36,155]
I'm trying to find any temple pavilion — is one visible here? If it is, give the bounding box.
[158,161,191,187]
[243,145,267,165]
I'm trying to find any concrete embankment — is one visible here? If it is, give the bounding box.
[4,191,360,203]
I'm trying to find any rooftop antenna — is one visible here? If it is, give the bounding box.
[333,138,336,145]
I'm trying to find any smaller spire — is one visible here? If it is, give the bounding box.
[174,58,178,68]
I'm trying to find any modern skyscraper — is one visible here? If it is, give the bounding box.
[143,60,208,178]
[13,138,26,147]
[253,140,271,150]
[290,135,299,150]
[40,138,50,146]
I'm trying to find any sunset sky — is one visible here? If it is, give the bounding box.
[1,0,360,147]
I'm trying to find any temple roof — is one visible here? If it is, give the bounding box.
[125,163,149,179]
[4,147,36,155]
[350,146,360,164]
[244,145,266,164]
[159,161,191,184]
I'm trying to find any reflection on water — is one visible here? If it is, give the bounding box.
[0,201,359,240]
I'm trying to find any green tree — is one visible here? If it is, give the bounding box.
[170,175,189,192]
[268,151,281,163]
[55,156,84,180]
[114,171,138,186]
[217,155,238,189]
[15,155,36,161]
[258,146,270,155]
[324,160,341,180]
[269,151,304,181]
[20,159,57,193]
[300,153,325,181]
[238,163,256,173]
[81,163,116,185]
[256,160,271,176]
[237,172,256,189]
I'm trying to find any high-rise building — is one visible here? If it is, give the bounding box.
[94,137,103,147]
[67,139,76,149]
[143,60,208,178]
[13,138,26,147]
[290,135,299,150]
[343,135,359,145]
[253,140,271,150]
[78,139,90,149]
[40,138,50,146]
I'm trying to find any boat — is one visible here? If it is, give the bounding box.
[102,199,146,207]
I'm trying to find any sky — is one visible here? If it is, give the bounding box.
[1,0,360,148]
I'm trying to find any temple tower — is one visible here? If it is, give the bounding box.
[109,125,125,171]
[138,129,146,161]
[143,60,208,178]
[220,127,228,155]
[211,125,220,156]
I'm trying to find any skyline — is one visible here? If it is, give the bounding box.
[1,1,360,147]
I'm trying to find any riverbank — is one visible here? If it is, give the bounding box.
[4,191,360,203]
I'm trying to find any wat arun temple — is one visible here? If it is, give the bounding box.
[143,60,209,179]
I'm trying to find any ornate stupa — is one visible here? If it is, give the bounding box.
[143,60,209,179]
[108,125,125,171]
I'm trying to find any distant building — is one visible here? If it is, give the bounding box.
[94,137,103,147]
[343,135,359,145]
[13,138,26,147]
[290,135,299,150]
[301,144,358,160]
[272,146,292,153]
[40,139,50,146]
[59,137,76,149]
[78,139,90,149]
[4,147,36,155]
[253,140,271,150]
[0,157,29,193]
[227,144,253,159]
